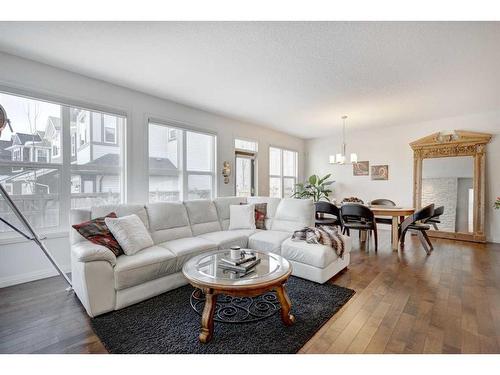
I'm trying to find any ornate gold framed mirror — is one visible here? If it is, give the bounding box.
[410,130,492,243]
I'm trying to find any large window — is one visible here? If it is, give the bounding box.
[269,147,298,198]
[148,121,216,202]
[0,91,126,234]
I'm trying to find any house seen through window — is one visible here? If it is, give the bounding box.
[148,121,216,202]
[0,91,125,234]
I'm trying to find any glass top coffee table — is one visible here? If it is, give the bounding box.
[182,249,295,343]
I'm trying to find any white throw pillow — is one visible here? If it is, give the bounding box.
[228,204,256,230]
[105,214,154,255]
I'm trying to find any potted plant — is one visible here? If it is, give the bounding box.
[495,197,500,209]
[292,174,334,203]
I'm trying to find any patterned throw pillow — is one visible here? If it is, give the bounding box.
[241,202,267,230]
[72,212,124,257]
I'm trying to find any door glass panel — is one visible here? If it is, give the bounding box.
[236,156,253,197]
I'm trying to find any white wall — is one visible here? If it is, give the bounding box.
[305,111,500,243]
[0,52,305,287]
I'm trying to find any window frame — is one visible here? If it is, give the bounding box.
[234,137,258,153]
[35,148,50,163]
[0,87,128,239]
[269,146,298,198]
[148,118,217,202]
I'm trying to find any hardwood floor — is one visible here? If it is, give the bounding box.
[1,232,499,354]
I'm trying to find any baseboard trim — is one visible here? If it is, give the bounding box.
[0,265,71,288]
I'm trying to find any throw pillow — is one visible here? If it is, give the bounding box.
[72,212,124,257]
[240,202,267,230]
[105,214,154,255]
[229,204,256,230]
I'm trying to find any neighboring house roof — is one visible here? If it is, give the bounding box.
[7,132,51,150]
[70,154,178,176]
[0,140,12,160]
[149,157,177,170]
[71,153,121,175]
[75,154,177,170]
[86,153,120,167]
[12,132,42,145]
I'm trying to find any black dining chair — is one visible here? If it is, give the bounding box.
[315,201,342,230]
[424,205,444,230]
[340,203,378,251]
[369,198,396,225]
[399,204,435,254]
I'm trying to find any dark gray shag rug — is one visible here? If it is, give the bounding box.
[90,276,354,354]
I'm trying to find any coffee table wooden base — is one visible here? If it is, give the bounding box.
[199,290,217,343]
[196,279,294,343]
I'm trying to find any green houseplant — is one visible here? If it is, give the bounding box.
[292,174,334,202]
[495,197,500,209]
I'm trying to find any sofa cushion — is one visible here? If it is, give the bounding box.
[184,200,222,235]
[72,212,123,257]
[228,204,256,230]
[91,204,149,229]
[247,197,281,229]
[197,230,254,249]
[214,196,247,230]
[281,238,340,269]
[271,198,315,233]
[105,214,154,256]
[158,237,217,270]
[248,230,291,254]
[146,202,193,243]
[239,202,267,230]
[114,245,177,290]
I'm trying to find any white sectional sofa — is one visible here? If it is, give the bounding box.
[70,197,351,317]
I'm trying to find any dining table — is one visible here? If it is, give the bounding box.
[367,205,415,250]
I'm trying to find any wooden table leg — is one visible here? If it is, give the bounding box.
[199,289,217,343]
[276,284,295,326]
[391,216,399,251]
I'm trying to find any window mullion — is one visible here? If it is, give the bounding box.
[182,129,187,201]
[280,149,284,198]
[58,106,71,230]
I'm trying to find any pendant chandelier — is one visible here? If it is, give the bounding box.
[329,115,358,165]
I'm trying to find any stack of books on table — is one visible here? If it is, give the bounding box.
[218,252,261,276]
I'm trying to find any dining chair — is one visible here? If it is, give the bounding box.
[399,204,435,254]
[369,198,396,225]
[423,205,444,230]
[340,203,378,251]
[315,201,342,230]
[370,198,396,206]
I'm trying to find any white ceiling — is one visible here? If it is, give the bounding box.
[0,22,499,139]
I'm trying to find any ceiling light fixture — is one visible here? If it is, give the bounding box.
[329,115,358,165]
